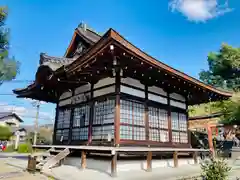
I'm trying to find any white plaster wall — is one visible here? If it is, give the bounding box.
[148,93,167,104]
[148,86,167,96]
[0,117,20,127]
[59,91,73,100]
[170,93,186,102]
[59,98,72,107]
[93,86,115,98]
[170,100,187,109]
[94,77,115,89]
[74,84,91,95]
[120,85,145,98]
[121,77,144,89]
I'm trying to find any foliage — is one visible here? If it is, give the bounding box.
[201,158,231,180]
[26,128,53,145]
[199,43,240,91]
[4,144,14,152]
[0,6,19,85]
[189,102,222,117]
[220,93,240,125]
[190,44,240,125]
[38,127,53,144]
[0,125,12,140]
[17,143,32,153]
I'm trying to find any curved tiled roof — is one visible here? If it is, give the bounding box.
[40,53,74,66]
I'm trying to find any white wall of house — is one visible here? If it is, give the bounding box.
[0,116,21,127]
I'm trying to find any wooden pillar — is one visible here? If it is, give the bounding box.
[186,97,191,146]
[146,151,152,172]
[193,151,198,164]
[88,83,94,144]
[173,151,178,167]
[111,152,118,177]
[207,124,214,156]
[81,150,87,169]
[114,70,120,146]
[53,103,59,145]
[68,89,75,145]
[145,85,149,142]
[167,92,172,143]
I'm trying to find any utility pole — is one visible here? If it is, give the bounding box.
[33,101,40,146]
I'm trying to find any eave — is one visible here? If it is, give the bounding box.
[13,83,58,103]
[64,28,232,104]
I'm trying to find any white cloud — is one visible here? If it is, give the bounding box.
[169,0,232,22]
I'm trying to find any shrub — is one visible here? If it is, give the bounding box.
[4,145,14,152]
[201,158,231,180]
[17,143,32,153]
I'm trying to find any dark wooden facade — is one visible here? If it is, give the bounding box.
[13,23,232,149]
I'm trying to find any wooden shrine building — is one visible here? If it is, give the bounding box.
[13,23,232,149]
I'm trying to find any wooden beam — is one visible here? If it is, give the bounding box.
[81,150,87,169]
[173,151,178,168]
[114,69,120,146]
[146,151,152,172]
[111,152,118,177]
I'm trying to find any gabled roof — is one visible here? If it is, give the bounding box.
[13,24,232,104]
[65,28,232,98]
[64,23,101,58]
[0,112,23,123]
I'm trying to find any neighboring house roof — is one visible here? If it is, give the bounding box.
[0,112,23,123]
[11,127,27,134]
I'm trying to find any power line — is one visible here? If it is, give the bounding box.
[2,80,33,83]
[0,93,15,96]
[0,113,54,121]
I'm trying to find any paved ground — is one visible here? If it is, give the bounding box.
[1,153,240,180]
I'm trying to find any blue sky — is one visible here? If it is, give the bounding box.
[0,0,239,125]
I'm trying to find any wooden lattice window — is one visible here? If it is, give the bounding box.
[56,129,69,141]
[92,99,115,140]
[120,99,145,140]
[148,107,169,142]
[93,99,115,125]
[73,105,90,127]
[171,112,188,143]
[57,109,71,129]
[72,127,88,140]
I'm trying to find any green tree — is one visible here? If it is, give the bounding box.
[0,7,19,85]
[0,125,12,140]
[199,43,240,91]
[26,128,52,145]
[197,44,240,125]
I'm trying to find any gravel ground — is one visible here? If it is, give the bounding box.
[0,159,48,180]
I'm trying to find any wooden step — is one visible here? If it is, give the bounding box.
[42,148,70,171]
